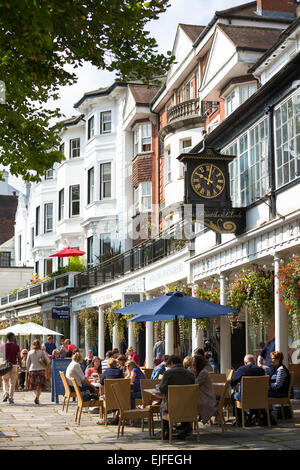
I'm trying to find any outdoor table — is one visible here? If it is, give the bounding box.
[143,388,164,405]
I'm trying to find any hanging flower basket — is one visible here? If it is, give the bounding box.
[194,288,220,333]
[278,255,300,340]
[227,268,274,332]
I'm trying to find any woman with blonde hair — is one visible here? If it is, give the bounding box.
[18,349,28,391]
[26,339,50,404]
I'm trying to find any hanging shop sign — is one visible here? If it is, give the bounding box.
[52,306,70,320]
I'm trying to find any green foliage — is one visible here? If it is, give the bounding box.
[194,288,220,333]
[0,0,173,180]
[278,255,300,340]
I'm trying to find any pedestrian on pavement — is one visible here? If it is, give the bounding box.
[43,335,57,358]
[26,339,50,405]
[0,332,21,404]
[18,349,28,390]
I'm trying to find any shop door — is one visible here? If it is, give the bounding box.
[231,321,246,370]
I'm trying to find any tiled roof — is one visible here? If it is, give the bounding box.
[179,24,206,43]
[129,85,161,105]
[217,1,258,18]
[218,24,284,50]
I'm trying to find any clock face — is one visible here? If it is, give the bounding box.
[191,163,225,199]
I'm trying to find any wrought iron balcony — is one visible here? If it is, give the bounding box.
[73,226,188,292]
[0,273,74,308]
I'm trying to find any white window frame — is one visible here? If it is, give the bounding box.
[100,110,112,134]
[87,166,95,204]
[35,206,40,236]
[87,115,95,140]
[58,188,64,221]
[100,162,111,199]
[69,138,80,158]
[185,78,194,101]
[18,234,22,262]
[133,123,152,154]
[45,169,54,180]
[164,147,172,184]
[134,182,152,214]
[44,202,53,233]
[69,185,80,217]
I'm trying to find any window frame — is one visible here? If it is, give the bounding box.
[69,138,81,158]
[58,188,64,221]
[69,184,80,217]
[44,202,53,233]
[87,115,95,140]
[99,162,111,200]
[133,122,152,155]
[100,110,112,134]
[35,206,40,236]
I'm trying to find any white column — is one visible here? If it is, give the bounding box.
[191,284,203,352]
[274,254,288,366]
[73,312,78,348]
[42,312,48,345]
[128,322,136,351]
[113,325,120,350]
[165,321,174,355]
[55,324,61,350]
[84,318,89,357]
[98,306,105,360]
[145,293,154,368]
[220,273,231,372]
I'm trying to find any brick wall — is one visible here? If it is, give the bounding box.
[0,195,18,244]
[132,154,153,188]
[257,0,295,14]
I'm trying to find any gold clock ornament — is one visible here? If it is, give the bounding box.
[190,163,225,199]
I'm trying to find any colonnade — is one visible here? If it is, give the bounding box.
[67,252,289,369]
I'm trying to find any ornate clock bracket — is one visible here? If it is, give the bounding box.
[178,146,246,235]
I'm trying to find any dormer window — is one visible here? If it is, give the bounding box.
[225,83,257,117]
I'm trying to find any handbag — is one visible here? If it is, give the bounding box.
[39,353,48,369]
[0,360,13,376]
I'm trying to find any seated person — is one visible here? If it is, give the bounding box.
[158,355,195,440]
[101,351,114,371]
[51,349,60,359]
[268,351,290,398]
[117,355,127,374]
[125,360,146,409]
[85,349,94,369]
[126,346,139,366]
[86,357,102,382]
[65,351,96,397]
[231,353,265,425]
[100,357,124,386]
[192,354,218,424]
[257,356,271,375]
[182,356,193,371]
[151,355,169,380]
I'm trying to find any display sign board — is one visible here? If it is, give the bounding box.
[52,306,70,320]
[122,292,143,308]
[51,358,72,404]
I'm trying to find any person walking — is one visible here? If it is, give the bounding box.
[18,349,28,391]
[0,332,21,404]
[26,339,50,405]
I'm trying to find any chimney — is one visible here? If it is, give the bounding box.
[256,0,296,17]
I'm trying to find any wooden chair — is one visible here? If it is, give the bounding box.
[161,384,200,444]
[71,378,104,425]
[268,371,294,419]
[214,378,232,432]
[235,376,271,428]
[141,368,154,379]
[103,378,131,425]
[223,370,234,419]
[288,364,300,388]
[111,382,153,439]
[140,379,161,430]
[209,373,227,383]
[59,371,77,413]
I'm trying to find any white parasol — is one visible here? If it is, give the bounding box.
[0,322,63,336]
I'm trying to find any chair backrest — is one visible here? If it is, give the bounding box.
[59,370,71,395]
[217,378,231,410]
[111,383,130,411]
[141,368,154,379]
[226,369,234,381]
[288,364,300,386]
[71,377,83,406]
[288,371,294,396]
[104,378,130,410]
[241,375,269,409]
[140,379,160,406]
[209,373,226,384]
[167,385,199,422]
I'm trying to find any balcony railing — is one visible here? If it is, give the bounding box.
[167,98,199,124]
[74,228,189,292]
[0,273,73,308]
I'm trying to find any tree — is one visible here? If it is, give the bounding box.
[0,0,173,181]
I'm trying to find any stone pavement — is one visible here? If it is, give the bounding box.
[0,390,299,451]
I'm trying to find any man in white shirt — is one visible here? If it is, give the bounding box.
[65,352,95,394]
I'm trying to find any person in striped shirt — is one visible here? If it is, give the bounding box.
[268,351,290,397]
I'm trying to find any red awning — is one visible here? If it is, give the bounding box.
[49,247,85,257]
